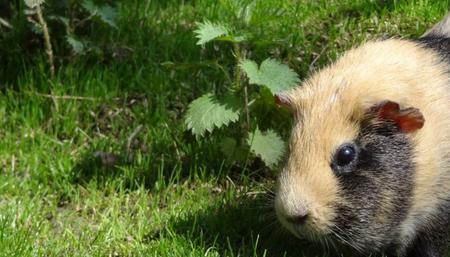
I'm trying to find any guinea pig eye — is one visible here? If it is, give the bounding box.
[334,144,356,167]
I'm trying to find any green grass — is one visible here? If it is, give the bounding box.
[0,0,449,256]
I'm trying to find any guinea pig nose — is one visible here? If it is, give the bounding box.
[286,213,309,225]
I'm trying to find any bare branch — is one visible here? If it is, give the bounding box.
[35,5,55,78]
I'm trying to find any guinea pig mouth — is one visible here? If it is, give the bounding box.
[288,221,361,252]
[280,217,330,242]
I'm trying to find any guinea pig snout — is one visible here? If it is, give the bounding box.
[274,191,310,227]
[285,208,309,226]
[275,171,338,236]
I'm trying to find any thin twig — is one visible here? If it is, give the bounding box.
[8,89,122,102]
[244,83,250,127]
[163,122,182,162]
[7,89,104,103]
[25,91,99,101]
[37,92,98,101]
[35,4,55,79]
[233,43,242,89]
[233,43,250,130]
[215,61,233,85]
[73,14,94,30]
[124,125,144,163]
[309,46,328,72]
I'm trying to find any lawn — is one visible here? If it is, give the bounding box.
[0,0,448,256]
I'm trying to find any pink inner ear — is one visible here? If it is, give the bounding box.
[370,100,425,133]
[274,93,292,108]
[394,108,425,133]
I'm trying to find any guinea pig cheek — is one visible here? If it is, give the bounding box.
[307,183,343,234]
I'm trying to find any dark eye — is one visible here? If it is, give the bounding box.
[335,145,356,167]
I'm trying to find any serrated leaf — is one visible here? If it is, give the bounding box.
[239,58,300,94]
[239,59,260,85]
[66,36,85,54]
[82,0,117,27]
[258,59,300,93]
[96,5,117,27]
[247,128,285,167]
[81,0,96,13]
[185,93,241,136]
[24,0,45,8]
[194,21,229,45]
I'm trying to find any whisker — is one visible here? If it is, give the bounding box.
[330,224,364,253]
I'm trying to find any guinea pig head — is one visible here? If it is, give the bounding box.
[274,86,424,252]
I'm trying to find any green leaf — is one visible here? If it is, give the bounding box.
[66,36,85,55]
[96,5,117,27]
[239,58,300,94]
[194,21,229,45]
[247,128,285,167]
[81,0,96,13]
[24,0,45,8]
[82,0,117,28]
[185,93,241,136]
[239,59,259,85]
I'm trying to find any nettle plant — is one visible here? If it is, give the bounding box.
[24,0,117,77]
[184,21,300,168]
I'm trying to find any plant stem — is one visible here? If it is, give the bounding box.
[243,83,250,128]
[233,43,250,130]
[233,43,241,89]
[9,90,99,101]
[215,62,233,85]
[124,124,144,163]
[36,4,55,79]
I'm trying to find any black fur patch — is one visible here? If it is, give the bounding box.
[401,201,450,257]
[331,120,414,254]
[416,36,450,64]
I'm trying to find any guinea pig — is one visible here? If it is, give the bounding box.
[274,13,450,257]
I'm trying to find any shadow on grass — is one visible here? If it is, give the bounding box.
[71,150,121,184]
[169,193,338,257]
[70,149,159,189]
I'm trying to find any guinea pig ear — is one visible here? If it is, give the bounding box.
[274,93,293,109]
[367,100,425,133]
